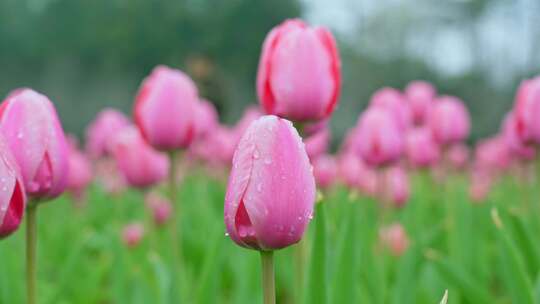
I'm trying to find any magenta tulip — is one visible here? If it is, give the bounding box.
[110,126,169,188]
[405,127,440,168]
[122,223,145,248]
[85,108,130,159]
[0,134,26,239]
[224,115,316,251]
[370,87,411,129]
[312,154,337,189]
[514,76,540,144]
[134,65,199,151]
[428,96,470,146]
[257,19,341,122]
[502,111,536,160]
[353,107,404,167]
[0,88,69,200]
[474,137,511,173]
[405,81,436,125]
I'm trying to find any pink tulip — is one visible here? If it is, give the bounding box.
[428,96,471,145]
[304,126,330,160]
[379,223,409,256]
[233,106,263,144]
[405,81,436,125]
[370,87,411,129]
[145,192,172,226]
[122,223,144,248]
[194,99,219,139]
[134,65,199,151]
[514,76,540,144]
[502,112,536,161]
[95,158,126,194]
[474,137,511,173]
[224,115,316,251]
[469,166,492,203]
[0,134,26,239]
[353,107,404,167]
[383,166,409,208]
[405,127,440,168]
[312,155,337,189]
[0,88,69,200]
[110,126,169,188]
[257,19,341,122]
[66,143,93,200]
[85,108,130,159]
[446,144,470,169]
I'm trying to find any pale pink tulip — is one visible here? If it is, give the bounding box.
[224,115,315,250]
[110,126,169,188]
[66,143,93,200]
[257,19,341,121]
[405,127,440,168]
[85,108,130,158]
[312,155,337,189]
[353,107,404,167]
[370,87,411,129]
[304,126,330,160]
[379,223,409,256]
[502,112,536,161]
[405,81,436,125]
[0,134,26,239]
[134,65,199,150]
[428,96,470,145]
[194,99,219,139]
[475,137,511,173]
[0,88,69,200]
[513,76,540,144]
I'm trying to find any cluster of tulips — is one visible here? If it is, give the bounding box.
[1,17,540,303]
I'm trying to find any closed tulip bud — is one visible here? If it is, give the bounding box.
[134,65,199,151]
[85,108,130,159]
[514,76,540,144]
[145,192,172,226]
[370,88,411,129]
[337,152,361,188]
[405,81,436,125]
[304,126,330,160]
[0,88,69,200]
[353,107,404,167]
[111,126,169,188]
[0,134,26,239]
[224,115,316,251]
[379,223,409,256]
[194,99,219,139]
[122,223,144,248]
[66,143,93,200]
[428,96,470,145]
[469,166,492,203]
[502,112,536,161]
[474,137,511,173]
[312,155,337,189]
[406,127,440,168]
[95,158,126,194]
[257,19,341,122]
[233,106,263,144]
[446,144,470,169]
[384,166,409,208]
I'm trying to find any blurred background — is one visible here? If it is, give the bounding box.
[0,0,539,145]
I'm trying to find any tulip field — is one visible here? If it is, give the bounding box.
[1,16,540,304]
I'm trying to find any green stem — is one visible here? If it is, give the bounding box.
[26,203,38,304]
[167,151,183,298]
[294,239,306,302]
[260,251,276,304]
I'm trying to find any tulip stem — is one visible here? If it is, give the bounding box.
[260,251,276,304]
[167,151,183,298]
[26,203,38,304]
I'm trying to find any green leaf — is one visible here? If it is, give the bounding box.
[304,202,328,304]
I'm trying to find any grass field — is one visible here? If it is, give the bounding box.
[1,170,539,303]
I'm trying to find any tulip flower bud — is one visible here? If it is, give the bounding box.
[405,127,440,168]
[134,65,199,151]
[233,106,263,145]
[474,137,511,174]
[353,107,404,167]
[446,144,470,169]
[95,158,126,194]
[145,192,172,226]
[514,76,540,144]
[405,81,436,125]
[85,108,130,159]
[304,126,330,161]
[502,112,536,161]
[0,88,69,200]
[370,87,411,129]
[469,166,492,203]
[257,19,341,122]
[122,223,144,248]
[66,142,93,200]
[383,166,409,208]
[428,96,470,146]
[110,126,169,188]
[312,155,337,189]
[224,115,316,251]
[379,223,409,256]
[0,134,26,239]
[194,99,219,139]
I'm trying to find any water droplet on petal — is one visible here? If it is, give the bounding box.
[264,158,272,165]
[225,232,229,237]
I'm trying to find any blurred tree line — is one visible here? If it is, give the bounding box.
[0,0,538,145]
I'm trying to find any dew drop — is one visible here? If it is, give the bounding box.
[264,158,272,165]
[17,132,24,139]
[253,149,260,159]
[225,232,229,237]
